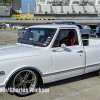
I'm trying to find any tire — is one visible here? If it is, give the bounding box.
[6,69,39,96]
[94,70,100,77]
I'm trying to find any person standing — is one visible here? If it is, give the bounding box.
[99,25,100,37]
[96,24,100,38]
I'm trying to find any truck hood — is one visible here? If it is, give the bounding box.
[0,43,39,61]
[80,29,90,35]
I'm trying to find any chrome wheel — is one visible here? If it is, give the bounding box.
[13,70,37,96]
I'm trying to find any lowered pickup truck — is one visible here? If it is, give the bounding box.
[0,24,100,96]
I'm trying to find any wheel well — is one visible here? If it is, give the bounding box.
[31,68,43,84]
[6,68,43,88]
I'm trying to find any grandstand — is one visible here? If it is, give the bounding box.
[35,0,100,17]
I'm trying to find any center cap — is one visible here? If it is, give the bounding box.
[22,80,25,83]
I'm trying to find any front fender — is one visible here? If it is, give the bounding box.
[5,66,44,86]
[0,53,53,86]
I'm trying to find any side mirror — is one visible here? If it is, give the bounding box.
[52,44,66,52]
[61,44,66,49]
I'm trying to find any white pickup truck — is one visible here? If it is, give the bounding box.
[0,24,100,96]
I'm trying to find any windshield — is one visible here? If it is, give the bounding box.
[20,28,57,47]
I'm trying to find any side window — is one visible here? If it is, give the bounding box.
[52,29,79,47]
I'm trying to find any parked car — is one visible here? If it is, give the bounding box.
[12,25,18,29]
[16,25,25,30]
[1,24,100,96]
[82,24,98,38]
[18,29,27,42]
[74,24,90,39]
[88,24,98,37]
[0,23,6,29]
[13,25,25,30]
[43,22,75,25]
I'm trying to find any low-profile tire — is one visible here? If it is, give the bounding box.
[94,70,100,77]
[6,69,39,96]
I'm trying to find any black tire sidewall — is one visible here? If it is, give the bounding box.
[6,69,39,96]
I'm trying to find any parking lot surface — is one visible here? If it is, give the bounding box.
[0,29,100,100]
[0,29,18,45]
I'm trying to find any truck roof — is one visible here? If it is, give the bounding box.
[29,24,78,29]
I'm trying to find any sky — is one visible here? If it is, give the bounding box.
[21,0,35,14]
[22,0,35,4]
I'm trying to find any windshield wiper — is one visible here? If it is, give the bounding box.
[20,42,35,47]
[28,43,35,47]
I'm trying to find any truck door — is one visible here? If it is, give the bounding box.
[50,28,85,82]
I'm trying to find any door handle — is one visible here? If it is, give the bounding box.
[77,50,83,53]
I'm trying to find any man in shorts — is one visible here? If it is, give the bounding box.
[96,24,100,38]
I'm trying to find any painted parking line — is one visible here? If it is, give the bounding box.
[65,19,74,20]
[0,18,4,20]
[74,19,84,20]
[54,85,100,100]
[95,19,100,20]
[85,19,94,20]
[0,18,16,20]
[54,19,65,20]
[4,18,16,20]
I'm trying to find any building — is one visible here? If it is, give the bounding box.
[12,0,34,14]
[12,0,22,14]
[35,0,100,6]
[0,0,100,17]
[35,0,100,17]
[0,0,34,16]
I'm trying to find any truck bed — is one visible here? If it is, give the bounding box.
[83,38,100,73]
[83,38,100,46]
